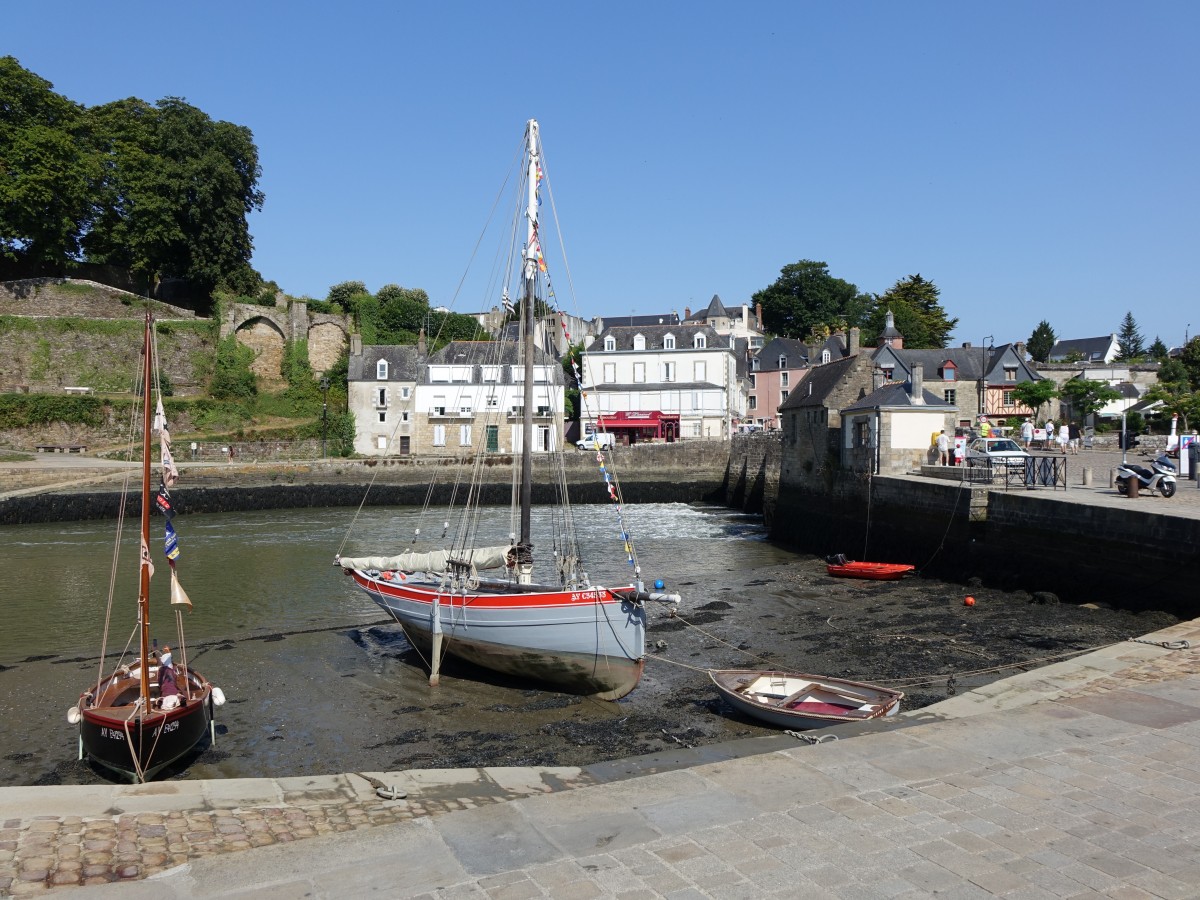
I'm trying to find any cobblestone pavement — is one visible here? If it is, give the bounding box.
[1,620,1197,898]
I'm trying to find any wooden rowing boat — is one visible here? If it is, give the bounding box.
[710,669,903,730]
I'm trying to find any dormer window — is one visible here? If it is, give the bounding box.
[633,333,645,351]
[664,333,676,350]
[941,363,957,381]
[693,334,706,349]
[376,359,388,380]
[604,337,616,352]
[821,350,831,364]
[778,355,787,369]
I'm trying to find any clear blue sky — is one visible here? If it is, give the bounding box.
[6,2,1198,351]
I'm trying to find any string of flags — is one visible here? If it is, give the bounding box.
[152,399,192,608]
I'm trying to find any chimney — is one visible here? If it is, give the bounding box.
[755,302,763,329]
[872,367,886,392]
[911,363,924,403]
[684,306,691,320]
[848,326,860,355]
[961,341,972,349]
[1015,341,1027,360]
[417,327,427,357]
[350,334,362,355]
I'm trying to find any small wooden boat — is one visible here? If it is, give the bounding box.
[710,669,903,730]
[825,556,914,581]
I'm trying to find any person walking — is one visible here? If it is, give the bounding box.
[1058,422,1070,453]
[936,429,950,466]
[1021,418,1034,449]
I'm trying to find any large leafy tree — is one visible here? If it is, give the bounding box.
[84,97,264,294]
[0,57,97,264]
[752,260,869,339]
[1058,377,1120,423]
[1,58,264,294]
[1115,311,1145,360]
[1146,356,1200,430]
[862,274,957,349]
[1027,320,1056,363]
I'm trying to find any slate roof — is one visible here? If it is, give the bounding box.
[425,340,559,370]
[756,337,810,372]
[349,345,421,381]
[592,323,728,351]
[778,355,860,411]
[843,381,954,412]
[599,312,680,328]
[1048,335,1118,362]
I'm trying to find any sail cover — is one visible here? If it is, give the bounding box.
[339,546,512,574]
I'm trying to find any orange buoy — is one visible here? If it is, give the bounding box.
[964,596,976,607]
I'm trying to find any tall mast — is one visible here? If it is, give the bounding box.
[519,119,539,550]
[138,312,153,710]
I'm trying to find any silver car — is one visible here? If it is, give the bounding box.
[965,437,1031,469]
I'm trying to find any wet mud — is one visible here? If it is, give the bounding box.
[13,555,1177,786]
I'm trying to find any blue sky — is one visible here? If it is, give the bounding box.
[6,2,1198,351]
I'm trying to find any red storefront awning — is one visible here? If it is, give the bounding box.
[595,411,680,437]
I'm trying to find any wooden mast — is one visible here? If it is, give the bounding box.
[138,311,153,711]
[518,119,539,568]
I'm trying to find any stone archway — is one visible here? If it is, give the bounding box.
[308,320,348,375]
[236,317,287,389]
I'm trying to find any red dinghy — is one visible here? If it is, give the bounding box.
[825,555,914,581]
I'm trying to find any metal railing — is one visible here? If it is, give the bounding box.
[963,456,1068,490]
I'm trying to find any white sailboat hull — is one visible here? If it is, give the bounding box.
[347,570,647,700]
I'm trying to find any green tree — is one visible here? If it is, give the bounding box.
[561,341,584,421]
[327,280,367,308]
[378,287,431,342]
[83,96,264,295]
[1115,311,1144,360]
[0,57,97,264]
[1179,336,1200,388]
[752,260,869,339]
[1147,336,1169,362]
[1058,378,1120,424]
[1010,379,1058,422]
[862,274,957,349]
[1027,320,1056,363]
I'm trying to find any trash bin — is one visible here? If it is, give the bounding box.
[1190,442,1198,481]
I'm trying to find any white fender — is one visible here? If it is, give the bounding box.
[211,686,226,707]
[66,706,81,725]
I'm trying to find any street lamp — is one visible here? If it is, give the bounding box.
[320,376,330,458]
[979,336,993,424]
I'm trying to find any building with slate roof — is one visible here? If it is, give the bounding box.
[681,295,765,351]
[580,322,741,441]
[840,364,956,475]
[347,337,422,455]
[777,352,878,489]
[1048,334,1120,364]
[749,329,863,429]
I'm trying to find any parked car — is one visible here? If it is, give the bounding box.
[576,432,616,451]
[965,437,1030,469]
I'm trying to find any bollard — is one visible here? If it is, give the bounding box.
[1128,475,1140,498]
[1082,467,1092,486]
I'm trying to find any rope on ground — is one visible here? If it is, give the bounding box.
[785,731,838,744]
[659,609,767,663]
[1128,638,1191,650]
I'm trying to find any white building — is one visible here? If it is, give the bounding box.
[580,324,741,441]
[682,295,766,352]
[347,338,420,456]
[415,341,566,454]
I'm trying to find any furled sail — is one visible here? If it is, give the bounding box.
[339,546,512,574]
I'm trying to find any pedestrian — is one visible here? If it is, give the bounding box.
[1058,422,1070,453]
[936,429,950,466]
[1068,422,1081,454]
[1021,418,1034,449]
[979,415,992,438]
[953,438,965,467]
[1044,420,1054,450]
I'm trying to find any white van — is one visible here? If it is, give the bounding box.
[576,432,616,450]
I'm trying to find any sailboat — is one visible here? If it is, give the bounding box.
[67,311,222,781]
[336,119,679,700]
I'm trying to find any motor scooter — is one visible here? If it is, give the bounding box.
[1115,454,1177,498]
